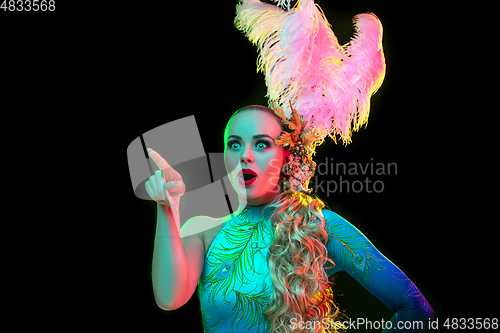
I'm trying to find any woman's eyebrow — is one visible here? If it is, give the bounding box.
[227,134,275,140]
[253,134,274,140]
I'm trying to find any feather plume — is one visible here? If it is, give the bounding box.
[235,0,385,144]
[343,13,386,133]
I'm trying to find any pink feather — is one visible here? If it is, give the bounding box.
[235,0,385,144]
[343,13,386,133]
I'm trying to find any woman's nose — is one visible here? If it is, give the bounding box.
[240,146,254,164]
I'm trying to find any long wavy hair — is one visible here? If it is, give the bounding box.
[264,191,343,333]
[228,106,343,332]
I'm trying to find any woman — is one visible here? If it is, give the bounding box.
[145,106,434,333]
[146,1,433,331]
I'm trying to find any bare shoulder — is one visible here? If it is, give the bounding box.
[180,215,231,238]
[181,214,232,255]
[180,216,219,238]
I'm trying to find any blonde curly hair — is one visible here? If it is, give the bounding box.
[264,191,343,332]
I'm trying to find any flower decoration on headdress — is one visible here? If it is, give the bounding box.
[235,0,386,193]
[273,101,325,193]
[274,101,304,148]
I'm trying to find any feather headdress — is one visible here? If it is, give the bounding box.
[235,0,385,144]
[235,0,385,191]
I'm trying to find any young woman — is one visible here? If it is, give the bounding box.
[145,106,434,333]
[145,1,433,331]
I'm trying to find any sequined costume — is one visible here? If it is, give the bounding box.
[198,205,433,332]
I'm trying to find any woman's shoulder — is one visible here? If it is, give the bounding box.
[180,215,229,238]
[321,209,361,232]
[321,208,345,223]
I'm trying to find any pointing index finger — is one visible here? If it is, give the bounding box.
[147,148,171,171]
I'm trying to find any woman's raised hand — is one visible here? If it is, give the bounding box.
[145,148,186,211]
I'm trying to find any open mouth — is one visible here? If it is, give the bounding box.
[242,174,256,181]
[238,168,257,186]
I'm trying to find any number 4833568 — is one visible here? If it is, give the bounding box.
[1,0,56,11]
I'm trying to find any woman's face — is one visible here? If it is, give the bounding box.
[224,109,286,206]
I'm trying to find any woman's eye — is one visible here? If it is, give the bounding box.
[227,140,241,150]
[256,140,270,150]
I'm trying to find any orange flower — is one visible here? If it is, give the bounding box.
[273,101,307,149]
[275,132,293,147]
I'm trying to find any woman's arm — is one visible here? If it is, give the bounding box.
[146,149,205,310]
[151,204,205,310]
[323,210,434,332]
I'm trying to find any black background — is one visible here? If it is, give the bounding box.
[1,0,494,331]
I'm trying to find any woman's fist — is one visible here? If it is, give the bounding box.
[144,148,186,211]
